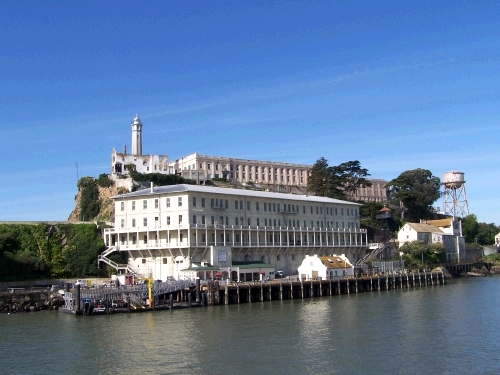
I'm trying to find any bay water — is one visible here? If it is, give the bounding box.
[1,277,499,375]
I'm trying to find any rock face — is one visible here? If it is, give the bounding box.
[67,184,120,223]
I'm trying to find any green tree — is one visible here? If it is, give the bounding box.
[400,240,445,266]
[461,214,479,243]
[307,157,336,197]
[385,168,440,222]
[334,160,372,198]
[476,222,499,245]
[308,158,371,200]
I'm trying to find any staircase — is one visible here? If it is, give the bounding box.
[356,243,387,265]
[98,246,136,274]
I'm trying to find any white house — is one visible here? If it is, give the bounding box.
[397,220,466,262]
[297,254,354,280]
[99,184,367,281]
[495,232,500,246]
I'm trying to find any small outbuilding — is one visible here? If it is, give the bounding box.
[298,254,354,280]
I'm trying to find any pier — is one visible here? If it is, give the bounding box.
[206,271,446,305]
[60,271,445,315]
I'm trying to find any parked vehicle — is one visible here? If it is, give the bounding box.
[275,271,285,278]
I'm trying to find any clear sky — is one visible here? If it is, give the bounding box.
[1,1,499,224]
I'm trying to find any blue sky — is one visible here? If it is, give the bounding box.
[1,1,499,224]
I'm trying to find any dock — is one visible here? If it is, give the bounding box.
[59,271,445,315]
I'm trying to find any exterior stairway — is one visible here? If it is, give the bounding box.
[356,243,387,266]
[98,246,136,274]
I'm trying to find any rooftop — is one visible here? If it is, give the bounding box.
[113,184,361,206]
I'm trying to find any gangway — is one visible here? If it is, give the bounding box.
[62,280,195,313]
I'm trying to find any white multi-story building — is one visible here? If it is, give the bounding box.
[169,153,311,191]
[110,115,387,201]
[101,184,367,281]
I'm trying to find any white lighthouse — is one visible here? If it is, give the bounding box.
[131,114,143,156]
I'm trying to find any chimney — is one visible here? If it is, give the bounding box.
[150,182,154,193]
[124,145,127,154]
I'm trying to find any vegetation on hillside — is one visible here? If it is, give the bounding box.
[77,177,101,221]
[129,171,196,186]
[461,214,499,245]
[0,223,106,281]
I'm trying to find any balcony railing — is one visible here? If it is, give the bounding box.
[105,225,366,234]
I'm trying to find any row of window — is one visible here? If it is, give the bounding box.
[121,196,358,217]
[120,215,358,229]
[121,231,358,246]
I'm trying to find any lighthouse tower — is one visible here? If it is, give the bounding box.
[131,115,143,155]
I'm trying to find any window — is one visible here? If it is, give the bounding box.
[225,199,228,209]
[235,200,238,209]
[292,254,295,261]
[167,216,171,225]
[247,201,250,210]
[202,233,206,242]
[132,201,136,210]
[265,218,268,226]
[166,198,170,207]
[225,217,229,225]
[143,218,147,227]
[335,208,338,215]
[132,219,136,227]
[277,255,281,261]
[211,198,214,208]
[202,198,205,207]
[341,208,344,215]
[264,202,267,211]
[240,200,243,209]
[273,203,276,212]
[310,206,313,214]
[121,202,125,211]
[256,202,260,211]
[178,197,182,207]
[192,215,197,224]
[235,217,239,225]
[180,233,183,241]
[178,215,183,224]
[155,199,159,209]
[274,219,277,226]
[193,197,197,207]
[202,215,205,224]
[143,235,147,244]
[163,258,168,264]
[247,218,250,226]
[211,216,215,225]
[257,218,260,226]
[303,205,305,213]
[143,200,147,210]
[120,219,124,228]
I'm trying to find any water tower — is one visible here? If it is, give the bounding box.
[442,170,469,218]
